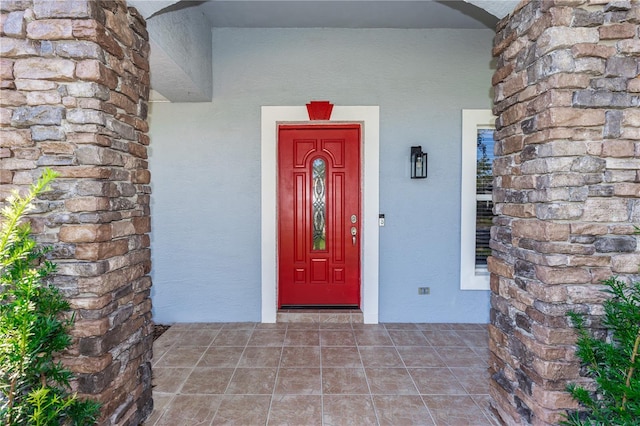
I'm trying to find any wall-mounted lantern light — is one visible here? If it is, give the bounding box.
[410,146,428,179]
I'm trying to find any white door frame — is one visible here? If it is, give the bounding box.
[261,106,379,323]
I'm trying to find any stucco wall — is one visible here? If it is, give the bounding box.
[148,28,495,323]
[146,4,213,101]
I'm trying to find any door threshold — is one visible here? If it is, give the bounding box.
[281,305,359,310]
[277,308,363,324]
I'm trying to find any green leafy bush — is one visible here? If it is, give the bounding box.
[0,169,100,425]
[563,276,640,425]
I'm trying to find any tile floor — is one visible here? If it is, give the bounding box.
[146,322,500,426]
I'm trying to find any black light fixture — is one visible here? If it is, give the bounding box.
[410,146,428,179]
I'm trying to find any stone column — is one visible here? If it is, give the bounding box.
[489,1,639,425]
[1,1,153,424]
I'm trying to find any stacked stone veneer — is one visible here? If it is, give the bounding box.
[0,1,152,424]
[489,0,639,425]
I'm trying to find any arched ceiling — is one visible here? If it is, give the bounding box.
[130,0,518,21]
[466,0,520,19]
[128,0,519,102]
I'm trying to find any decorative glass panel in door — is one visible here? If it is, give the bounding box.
[312,158,327,251]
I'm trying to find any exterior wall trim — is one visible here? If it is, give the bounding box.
[261,106,380,323]
[460,109,495,290]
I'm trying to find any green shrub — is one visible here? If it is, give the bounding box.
[563,276,640,425]
[0,169,100,425]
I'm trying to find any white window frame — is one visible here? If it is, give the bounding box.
[460,109,496,290]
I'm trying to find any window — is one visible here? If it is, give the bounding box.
[461,110,496,290]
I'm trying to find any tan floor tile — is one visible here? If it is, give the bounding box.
[212,330,253,346]
[226,368,277,394]
[318,313,352,324]
[320,330,357,346]
[154,346,206,367]
[283,321,319,329]
[319,322,354,330]
[212,395,270,425]
[181,368,235,394]
[189,323,225,330]
[280,346,320,367]
[472,394,502,426]
[255,322,288,330]
[415,323,454,331]
[247,329,286,346]
[449,323,483,331]
[408,368,468,395]
[147,323,494,425]
[383,323,419,330]
[151,392,173,412]
[436,347,488,368]
[284,330,320,346]
[173,329,219,347]
[472,345,491,360]
[152,338,176,364]
[238,346,282,367]
[354,329,393,346]
[268,394,322,426]
[351,323,386,331]
[396,346,445,368]
[274,368,321,395]
[350,312,364,323]
[422,330,467,346]
[450,367,491,394]
[317,309,353,314]
[373,395,435,425]
[423,395,493,425]
[197,346,244,368]
[388,330,429,346]
[278,313,319,323]
[359,346,403,367]
[456,330,489,348]
[322,368,369,394]
[144,393,173,426]
[155,394,222,426]
[220,322,257,330]
[365,367,419,395]
[161,323,190,334]
[321,346,362,368]
[323,395,378,426]
[152,367,191,393]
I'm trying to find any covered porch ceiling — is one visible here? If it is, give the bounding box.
[129,0,518,102]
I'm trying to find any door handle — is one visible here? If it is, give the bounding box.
[351,227,357,246]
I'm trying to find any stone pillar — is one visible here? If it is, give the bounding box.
[1,1,153,424]
[489,1,639,425]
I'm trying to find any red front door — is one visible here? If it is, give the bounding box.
[278,124,361,307]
